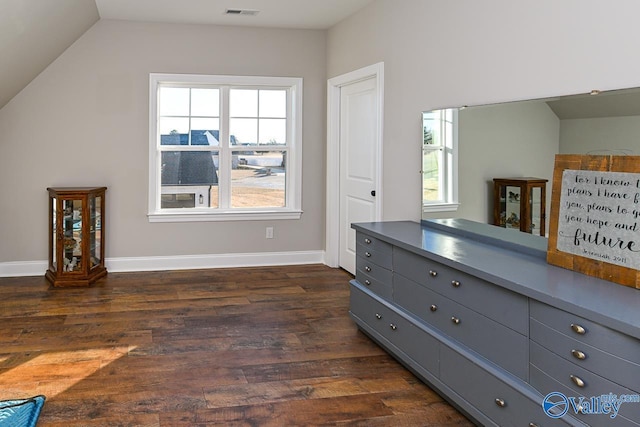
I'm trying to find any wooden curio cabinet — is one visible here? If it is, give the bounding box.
[46,187,107,287]
[493,178,547,236]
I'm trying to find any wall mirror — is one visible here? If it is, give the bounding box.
[421,86,640,233]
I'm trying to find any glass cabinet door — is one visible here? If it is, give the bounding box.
[530,187,542,234]
[51,197,57,271]
[62,198,83,272]
[503,185,521,230]
[496,184,522,229]
[89,195,102,268]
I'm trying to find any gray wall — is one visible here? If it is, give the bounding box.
[328,0,640,223]
[457,102,559,225]
[0,20,326,263]
[5,0,640,266]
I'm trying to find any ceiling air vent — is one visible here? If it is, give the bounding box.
[225,9,260,16]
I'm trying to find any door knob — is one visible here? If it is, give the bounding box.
[371,190,376,197]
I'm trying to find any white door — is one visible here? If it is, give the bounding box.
[339,77,379,274]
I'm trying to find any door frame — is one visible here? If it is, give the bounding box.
[326,62,384,268]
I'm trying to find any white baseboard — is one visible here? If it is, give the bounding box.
[0,250,327,277]
[0,261,49,277]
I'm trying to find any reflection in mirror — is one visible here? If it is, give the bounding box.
[421,86,640,229]
[422,109,458,211]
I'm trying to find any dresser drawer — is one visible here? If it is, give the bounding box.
[356,231,392,251]
[531,341,640,423]
[531,366,639,427]
[441,346,573,427]
[531,365,639,427]
[355,267,392,299]
[356,232,392,265]
[395,274,528,380]
[356,255,392,284]
[531,318,640,393]
[394,247,528,335]
[530,301,639,365]
[349,282,439,375]
[356,242,392,270]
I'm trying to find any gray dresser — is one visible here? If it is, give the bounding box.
[350,219,640,427]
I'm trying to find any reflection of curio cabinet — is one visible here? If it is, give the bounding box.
[493,178,547,236]
[46,187,107,287]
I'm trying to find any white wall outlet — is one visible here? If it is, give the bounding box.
[266,226,274,239]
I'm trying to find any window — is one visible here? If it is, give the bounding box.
[148,74,303,222]
[422,109,459,212]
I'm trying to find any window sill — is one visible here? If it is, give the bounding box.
[422,202,460,213]
[148,209,303,222]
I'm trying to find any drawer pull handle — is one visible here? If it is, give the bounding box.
[451,316,461,325]
[390,323,397,331]
[364,279,371,286]
[570,375,586,388]
[365,266,372,272]
[375,313,382,320]
[430,304,438,312]
[451,280,461,287]
[529,424,540,427]
[494,398,506,408]
[571,349,587,360]
[429,270,438,277]
[571,323,586,335]
[365,252,372,257]
[364,238,372,244]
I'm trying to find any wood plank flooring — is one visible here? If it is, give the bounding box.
[0,265,473,426]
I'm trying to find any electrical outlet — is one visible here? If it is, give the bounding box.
[266,226,274,239]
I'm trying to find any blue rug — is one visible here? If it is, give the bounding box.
[0,396,45,427]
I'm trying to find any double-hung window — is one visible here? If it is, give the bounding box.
[422,108,459,212]
[148,74,303,221]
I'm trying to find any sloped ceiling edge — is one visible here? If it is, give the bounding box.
[0,0,100,110]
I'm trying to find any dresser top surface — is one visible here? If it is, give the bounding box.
[352,219,640,339]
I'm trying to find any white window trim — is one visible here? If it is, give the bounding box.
[423,201,460,213]
[422,108,459,213]
[148,73,303,222]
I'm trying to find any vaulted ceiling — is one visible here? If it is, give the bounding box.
[0,0,373,110]
[0,0,99,110]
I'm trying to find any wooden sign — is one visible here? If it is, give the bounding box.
[547,154,640,289]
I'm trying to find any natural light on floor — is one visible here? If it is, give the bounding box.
[0,346,134,399]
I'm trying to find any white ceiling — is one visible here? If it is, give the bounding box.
[95,0,375,30]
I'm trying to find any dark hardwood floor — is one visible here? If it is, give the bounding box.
[0,264,473,426]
